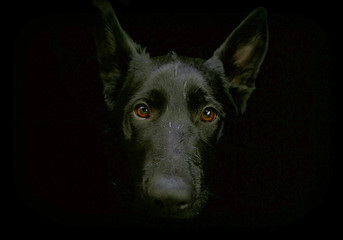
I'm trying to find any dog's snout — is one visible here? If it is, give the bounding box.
[147,175,194,215]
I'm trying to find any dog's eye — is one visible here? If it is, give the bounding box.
[134,104,151,118]
[201,107,216,122]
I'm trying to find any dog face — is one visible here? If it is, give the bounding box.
[93,0,268,219]
[120,56,233,218]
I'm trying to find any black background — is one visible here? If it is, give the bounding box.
[12,0,336,232]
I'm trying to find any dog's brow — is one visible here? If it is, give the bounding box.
[187,86,207,107]
[148,89,166,101]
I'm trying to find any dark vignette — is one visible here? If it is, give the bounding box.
[12,0,335,232]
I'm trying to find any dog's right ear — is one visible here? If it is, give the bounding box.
[93,0,146,110]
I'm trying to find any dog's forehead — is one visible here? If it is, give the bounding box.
[126,57,220,113]
[148,61,208,92]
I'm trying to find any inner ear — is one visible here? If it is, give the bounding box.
[230,35,266,87]
[234,44,254,67]
[210,8,268,113]
[233,36,261,68]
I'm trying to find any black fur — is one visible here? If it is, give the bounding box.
[93,0,268,219]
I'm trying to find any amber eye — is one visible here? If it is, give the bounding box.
[134,104,150,118]
[201,107,216,122]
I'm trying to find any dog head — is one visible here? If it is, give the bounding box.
[93,0,268,219]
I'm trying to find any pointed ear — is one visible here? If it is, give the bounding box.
[93,0,146,110]
[212,8,268,113]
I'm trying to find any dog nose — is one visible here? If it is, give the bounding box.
[147,175,194,215]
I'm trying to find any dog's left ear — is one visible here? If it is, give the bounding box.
[209,8,268,113]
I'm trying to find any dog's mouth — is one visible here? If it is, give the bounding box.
[140,194,208,219]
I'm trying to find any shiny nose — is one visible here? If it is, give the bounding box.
[147,175,194,215]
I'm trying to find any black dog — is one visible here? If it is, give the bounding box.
[93,0,268,219]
